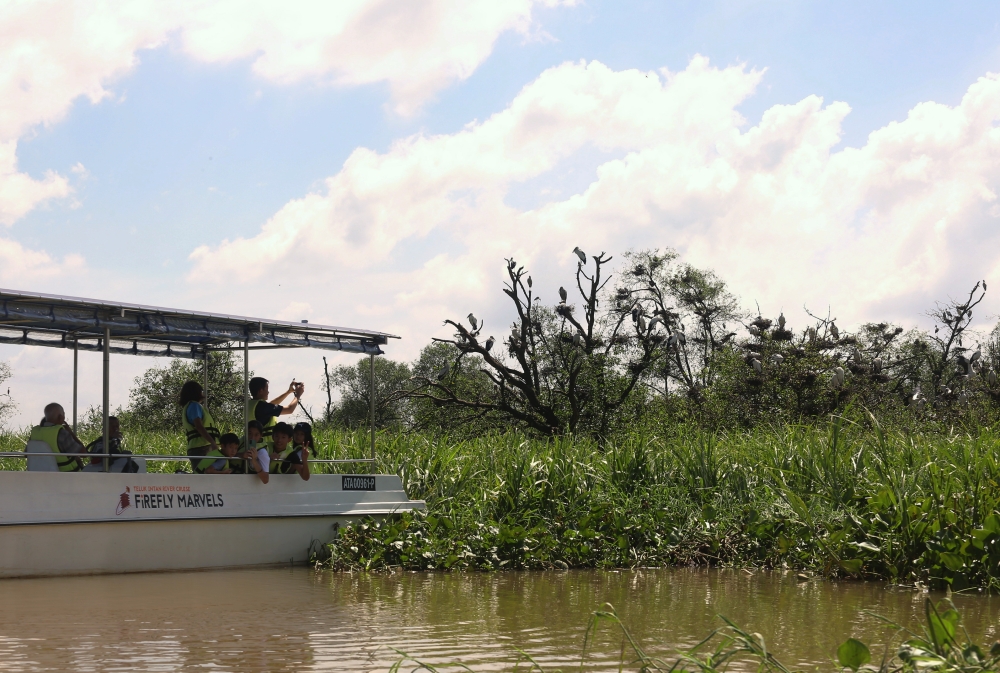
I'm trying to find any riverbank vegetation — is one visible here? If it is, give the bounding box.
[305,421,1000,591]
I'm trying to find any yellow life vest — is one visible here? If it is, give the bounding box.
[182,401,220,451]
[270,445,299,475]
[247,399,277,449]
[193,449,226,474]
[28,425,83,472]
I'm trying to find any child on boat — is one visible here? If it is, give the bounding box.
[270,422,310,481]
[238,421,269,484]
[292,422,314,457]
[193,434,237,474]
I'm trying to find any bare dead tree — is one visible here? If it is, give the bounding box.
[923,281,987,395]
[408,252,667,436]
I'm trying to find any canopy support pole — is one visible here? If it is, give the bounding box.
[369,352,375,462]
[203,351,209,408]
[102,327,110,473]
[72,340,78,434]
[243,338,249,447]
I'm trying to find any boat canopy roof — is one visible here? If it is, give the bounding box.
[0,288,396,359]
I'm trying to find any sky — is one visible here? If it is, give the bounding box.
[3,0,1000,426]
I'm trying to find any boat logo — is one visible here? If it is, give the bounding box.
[116,487,131,515]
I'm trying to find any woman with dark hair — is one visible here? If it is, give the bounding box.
[179,380,220,468]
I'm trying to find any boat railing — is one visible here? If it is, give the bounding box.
[0,451,374,465]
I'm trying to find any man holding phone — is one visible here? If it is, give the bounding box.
[246,377,305,450]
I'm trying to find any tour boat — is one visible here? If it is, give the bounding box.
[0,288,424,578]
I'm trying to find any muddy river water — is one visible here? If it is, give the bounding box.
[0,568,998,671]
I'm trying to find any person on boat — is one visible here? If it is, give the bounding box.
[292,421,314,458]
[240,420,270,484]
[179,381,220,469]
[247,377,304,450]
[270,422,310,481]
[28,403,86,472]
[84,416,140,473]
[192,439,234,475]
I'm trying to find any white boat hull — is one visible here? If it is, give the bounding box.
[0,472,423,578]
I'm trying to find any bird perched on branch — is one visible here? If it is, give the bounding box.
[807,326,817,341]
[872,356,882,374]
[436,362,450,381]
[573,333,584,347]
[749,324,761,337]
[751,358,762,374]
[778,313,786,330]
[631,307,639,323]
[468,313,478,331]
[771,353,784,365]
[832,366,845,387]
[637,314,646,331]
[559,287,568,303]
[830,323,840,340]
[527,277,532,288]
[484,336,495,352]
[573,247,587,264]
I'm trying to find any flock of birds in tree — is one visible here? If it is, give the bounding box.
[433,252,995,410]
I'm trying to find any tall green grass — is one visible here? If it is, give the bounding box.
[317,420,1000,589]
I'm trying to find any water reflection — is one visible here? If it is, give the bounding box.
[0,568,996,671]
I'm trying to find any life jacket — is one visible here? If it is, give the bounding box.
[29,425,83,472]
[228,444,255,474]
[247,399,277,449]
[182,402,220,452]
[193,449,226,474]
[270,444,299,475]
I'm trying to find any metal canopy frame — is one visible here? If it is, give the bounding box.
[0,288,396,465]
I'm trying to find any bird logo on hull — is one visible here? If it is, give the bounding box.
[116,487,131,515]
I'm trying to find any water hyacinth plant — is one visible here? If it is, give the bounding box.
[315,419,1000,590]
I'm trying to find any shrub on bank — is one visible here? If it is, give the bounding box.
[317,422,1000,590]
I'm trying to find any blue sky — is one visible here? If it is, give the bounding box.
[12,1,1000,274]
[4,0,1000,423]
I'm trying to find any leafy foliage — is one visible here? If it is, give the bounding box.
[122,351,251,432]
[321,356,413,429]
[315,420,1000,590]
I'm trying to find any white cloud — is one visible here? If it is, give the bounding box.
[0,235,84,282]
[0,141,71,225]
[0,0,564,241]
[0,0,563,144]
[188,57,1000,357]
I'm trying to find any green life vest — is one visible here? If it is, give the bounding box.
[270,444,299,475]
[193,449,226,474]
[28,425,83,472]
[248,398,277,449]
[182,402,220,451]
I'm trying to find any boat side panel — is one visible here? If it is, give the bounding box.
[0,472,424,525]
[0,516,351,578]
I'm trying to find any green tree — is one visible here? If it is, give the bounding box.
[408,342,497,434]
[322,356,413,429]
[123,351,251,432]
